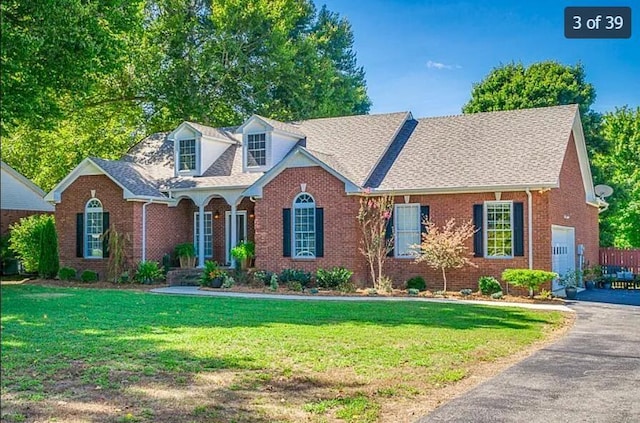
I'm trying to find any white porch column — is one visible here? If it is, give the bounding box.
[197,202,206,268]
[230,202,237,268]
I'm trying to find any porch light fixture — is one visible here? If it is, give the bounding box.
[249,211,255,218]
[214,210,220,219]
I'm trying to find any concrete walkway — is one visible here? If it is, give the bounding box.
[150,286,573,312]
[416,300,640,423]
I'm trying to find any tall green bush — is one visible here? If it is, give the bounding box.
[9,214,54,273]
[37,217,59,278]
[478,276,502,295]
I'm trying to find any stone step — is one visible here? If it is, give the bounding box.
[167,268,202,286]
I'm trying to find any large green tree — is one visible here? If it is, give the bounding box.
[2,0,370,191]
[593,106,640,247]
[461,61,636,247]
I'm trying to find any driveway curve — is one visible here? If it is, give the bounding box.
[416,300,640,423]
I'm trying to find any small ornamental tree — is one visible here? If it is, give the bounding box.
[37,216,59,279]
[105,226,130,283]
[501,269,558,298]
[357,194,394,290]
[412,218,477,292]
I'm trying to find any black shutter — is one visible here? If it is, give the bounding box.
[283,208,291,257]
[513,202,524,257]
[102,212,110,258]
[315,208,324,257]
[385,213,394,257]
[420,205,430,236]
[473,205,484,257]
[76,213,84,258]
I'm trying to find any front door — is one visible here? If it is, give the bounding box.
[225,211,247,264]
[551,225,576,291]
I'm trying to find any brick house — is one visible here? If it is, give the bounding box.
[1,161,54,236]
[45,104,603,291]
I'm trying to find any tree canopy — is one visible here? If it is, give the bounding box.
[463,61,638,247]
[1,0,370,190]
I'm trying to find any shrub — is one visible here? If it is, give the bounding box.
[405,276,426,292]
[501,269,558,298]
[269,273,279,291]
[434,290,446,296]
[378,276,393,293]
[230,241,255,262]
[8,214,55,273]
[491,291,504,299]
[118,271,130,284]
[279,268,312,287]
[460,288,473,296]
[221,274,235,289]
[309,287,319,294]
[58,267,77,281]
[338,280,356,293]
[287,280,303,292]
[200,261,225,287]
[81,270,99,283]
[408,288,420,296]
[254,270,274,286]
[135,261,163,284]
[478,276,502,295]
[316,267,353,289]
[538,289,553,300]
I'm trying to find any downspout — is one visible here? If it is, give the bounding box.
[525,188,533,269]
[142,199,153,262]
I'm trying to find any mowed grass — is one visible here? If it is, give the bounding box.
[1,285,566,422]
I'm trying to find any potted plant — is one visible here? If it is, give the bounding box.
[200,260,225,288]
[559,270,579,300]
[230,241,255,270]
[175,243,196,268]
[583,265,601,290]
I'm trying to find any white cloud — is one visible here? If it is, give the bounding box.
[426,60,461,70]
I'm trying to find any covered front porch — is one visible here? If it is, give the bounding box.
[170,188,255,268]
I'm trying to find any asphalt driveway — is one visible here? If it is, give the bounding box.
[417,300,640,423]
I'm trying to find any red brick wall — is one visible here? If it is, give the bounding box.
[1,210,51,236]
[56,175,135,278]
[254,166,367,278]
[131,199,194,264]
[254,166,561,294]
[549,132,600,267]
[384,192,551,293]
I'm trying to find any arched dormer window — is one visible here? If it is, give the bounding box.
[293,193,316,257]
[85,198,104,258]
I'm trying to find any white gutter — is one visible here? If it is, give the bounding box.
[141,199,153,262]
[525,188,533,269]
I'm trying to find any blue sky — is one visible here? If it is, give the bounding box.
[315,0,640,118]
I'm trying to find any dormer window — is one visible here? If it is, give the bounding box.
[178,139,196,171]
[247,133,266,167]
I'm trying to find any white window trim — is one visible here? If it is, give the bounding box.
[176,137,200,176]
[85,198,104,259]
[243,131,271,172]
[394,203,421,259]
[225,210,248,264]
[293,193,316,259]
[484,201,514,259]
[193,211,213,258]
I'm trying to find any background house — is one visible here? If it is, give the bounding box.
[1,161,54,236]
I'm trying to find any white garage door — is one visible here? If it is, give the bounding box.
[552,225,576,291]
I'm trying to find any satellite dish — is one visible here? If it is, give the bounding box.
[595,184,614,198]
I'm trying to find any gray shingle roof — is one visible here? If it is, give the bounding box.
[378,104,578,191]
[87,105,579,198]
[186,122,239,142]
[253,115,306,138]
[294,112,410,186]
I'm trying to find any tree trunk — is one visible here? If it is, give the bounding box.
[442,267,447,292]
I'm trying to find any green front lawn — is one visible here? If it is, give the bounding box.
[1,284,566,422]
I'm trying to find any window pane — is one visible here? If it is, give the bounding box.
[179,139,196,171]
[194,212,213,257]
[395,205,420,257]
[85,199,103,258]
[294,194,315,257]
[486,202,513,257]
[247,133,266,166]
